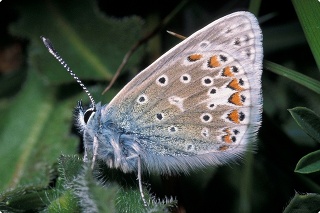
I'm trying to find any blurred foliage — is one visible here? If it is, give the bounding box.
[0,0,320,212]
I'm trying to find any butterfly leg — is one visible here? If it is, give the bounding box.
[126,154,148,206]
[83,146,89,163]
[137,155,148,207]
[91,136,99,169]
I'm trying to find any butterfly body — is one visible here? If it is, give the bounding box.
[75,11,263,175]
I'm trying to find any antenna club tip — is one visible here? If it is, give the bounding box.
[40,36,57,55]
[40,36,48,43]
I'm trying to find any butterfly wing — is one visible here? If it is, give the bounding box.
[102,11,262,171]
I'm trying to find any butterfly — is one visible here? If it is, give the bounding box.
[41,11,263,206]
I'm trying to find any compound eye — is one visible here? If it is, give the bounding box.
[84,108,95,124]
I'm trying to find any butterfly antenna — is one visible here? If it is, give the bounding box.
[40,36,96,111]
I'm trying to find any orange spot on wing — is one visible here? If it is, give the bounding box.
[223,128,231,134]
[227,110,240,124]
[188,54,202,61]
[222,128,233,143]
[229,92,243,106]
[228,79,244,91]
[222,135,232,143]
[218,145,229,151]
[222,66,234,77]
[208,55,221,68]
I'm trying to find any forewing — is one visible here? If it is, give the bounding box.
[104,11,263,156]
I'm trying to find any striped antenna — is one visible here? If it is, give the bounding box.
[40,36,96,111]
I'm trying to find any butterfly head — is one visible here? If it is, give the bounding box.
[74,100,99,132]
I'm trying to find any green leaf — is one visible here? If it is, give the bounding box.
[58,155,85,183]
[288,107,320,143]
[292,0,320,70]
[295,150,320,174]
[56,155,178,212]
[0,185,51,212]
[46,190,80,213]
[57,156,103,212]
[264,60,320,94]
[283,192,320,213]
[9,0,143,84]
[116,188,177,213]
[0,70,79,191]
